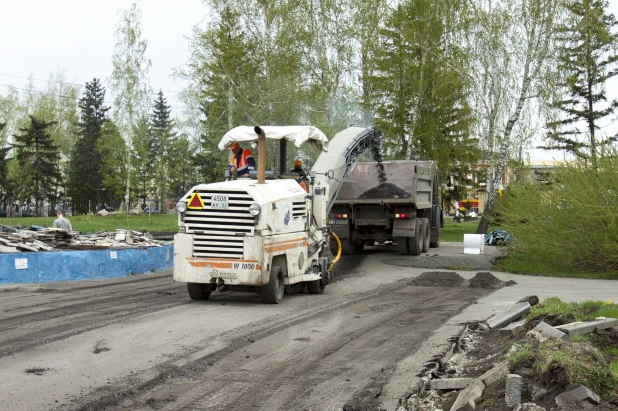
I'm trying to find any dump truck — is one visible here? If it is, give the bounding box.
[328,160,443,256]
[173,125,382,304]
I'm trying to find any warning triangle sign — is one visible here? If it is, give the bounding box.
[187,192,204,209]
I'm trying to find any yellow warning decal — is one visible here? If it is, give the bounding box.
[187,192,205,209]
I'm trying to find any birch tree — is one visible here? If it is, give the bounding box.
[471,0,562,234]
[109,1,152,219]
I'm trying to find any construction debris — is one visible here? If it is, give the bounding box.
[0,227,169,253]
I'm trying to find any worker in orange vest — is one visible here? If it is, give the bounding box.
[228,142,256,178]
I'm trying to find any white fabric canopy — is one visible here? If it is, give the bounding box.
[218,126,329,152]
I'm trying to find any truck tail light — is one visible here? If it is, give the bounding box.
[336,214,348,218]
[395,214,408,219]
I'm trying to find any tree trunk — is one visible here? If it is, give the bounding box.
[477,39,534,234]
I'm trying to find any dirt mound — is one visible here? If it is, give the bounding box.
[411,271,466,288]
[469,272,515,289]
[359,183,410,199]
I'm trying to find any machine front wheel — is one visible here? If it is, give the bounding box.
[187,283,212,300]
[261,266,284,304]
[307,279,325,294]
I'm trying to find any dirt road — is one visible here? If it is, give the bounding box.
[0,247,493,411]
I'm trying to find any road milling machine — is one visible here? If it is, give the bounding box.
[174,125,382,304]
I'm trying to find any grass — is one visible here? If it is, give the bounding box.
[507,343,532,364]
[529,297,618,321]
[2,213,178,234]
[441,220,478,242]
[494,251,618,280]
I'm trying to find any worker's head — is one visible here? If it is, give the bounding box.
[56,209,64,217]
[231,142,241,155]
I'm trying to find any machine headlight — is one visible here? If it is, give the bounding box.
[249,203,261,216]
[176,201,187,213]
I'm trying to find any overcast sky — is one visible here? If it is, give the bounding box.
[0,0,616,162]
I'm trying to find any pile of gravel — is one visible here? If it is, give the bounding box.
[469,272,517,289]
[359,183,411,199]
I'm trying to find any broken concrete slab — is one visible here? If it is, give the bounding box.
[527,321,569,342]
[480,362,509,387]
[487,302,531,329]
[555,384,600,406]
[555,317,618,335]
[430,378,475,390]
[450,379,485,411]
[505,374,522,407]
[500,319,527,336]
[518,295,539,306]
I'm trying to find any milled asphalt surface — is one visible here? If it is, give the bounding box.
[0,242,616,411]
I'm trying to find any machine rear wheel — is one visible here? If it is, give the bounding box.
[187,283,212,300]
[421,218,430,253]
[307,279,325,294]
[396,237,409,255]
[261,266,284,304]
[408,218,423,256]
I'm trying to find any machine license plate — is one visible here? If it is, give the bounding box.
[211,195,229,209]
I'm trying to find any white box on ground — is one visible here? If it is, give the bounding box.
[464,234,484,255]
[110,251,118,259]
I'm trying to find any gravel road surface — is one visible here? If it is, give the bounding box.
[0,246,496,411]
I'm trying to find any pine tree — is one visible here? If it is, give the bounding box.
[131,117,153,207]
[68,78,110,214]
[150,90,175,210]
[542,0,618,165]
[12,116,61,216]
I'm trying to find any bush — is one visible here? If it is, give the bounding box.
[495,153,618,272]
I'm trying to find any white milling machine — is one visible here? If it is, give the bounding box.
[174,125,382,303]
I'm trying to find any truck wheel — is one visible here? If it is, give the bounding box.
[430,227,441,248]
[421,218,430,253]
[353,241,365,253]
[340,239,353,255]
[307,278,325,294]
[396,237,409,255]
[408,219,423,256]
[261,266,284,304]
[187,283,212,300]
[365,240,375,246]
[329,238,339,256]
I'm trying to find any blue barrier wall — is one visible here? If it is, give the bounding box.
[0,244,173,284]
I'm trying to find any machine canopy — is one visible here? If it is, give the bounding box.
[218,126,329,152]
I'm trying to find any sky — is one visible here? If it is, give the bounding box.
[0,0,617,162]
[0,0,207,111]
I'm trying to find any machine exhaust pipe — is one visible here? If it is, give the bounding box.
[254,126,266,184]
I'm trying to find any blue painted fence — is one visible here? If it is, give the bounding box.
[0,244,173,284]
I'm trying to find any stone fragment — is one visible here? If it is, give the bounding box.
[515,404,546,411]
[500,319,527,336]
[518,295,539,306]
[555,317,618,335]
[487,302,531,329]
[430,378,475,390]
[450,379,485,411]
[555,384,600,406]
[527,321,569,342]
[479,362,509,387]
[505,374,522,407]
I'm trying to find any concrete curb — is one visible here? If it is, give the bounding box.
[0,244,173,284]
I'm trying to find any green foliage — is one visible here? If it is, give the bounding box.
[150,91,176,209]
[441,220,478,242]
[529,297,618,321]
[68,78,110,214]
[534,339,618,397]
[495,154,618,272]
[507,343,532,364]
[96,121,128,207]
[11,116,61,216]
[4,213,178,233]
[542,0,618,163]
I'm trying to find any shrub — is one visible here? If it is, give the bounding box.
[495,153,618,272]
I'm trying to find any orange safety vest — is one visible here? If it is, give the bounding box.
[229,148,255,176]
